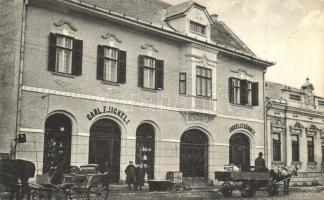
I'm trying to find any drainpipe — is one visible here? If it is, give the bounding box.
[263,69,268,167]
[13,0,28,159]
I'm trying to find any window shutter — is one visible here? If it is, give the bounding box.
[117,50,126,84]
[48,33,57,72]
[97,45,104,80]
[240,80,248,105]
[155,59,164,90]
[228,78,233,103]
[138,55,144,87]
[252,82,259,106]
[72,39,83,75]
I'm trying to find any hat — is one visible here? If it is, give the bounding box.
[259,152,263,155]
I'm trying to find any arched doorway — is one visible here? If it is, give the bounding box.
[136,123,155,179]
[43,113,72,177]
[180,129,208,178]
[89,118,121,183]
[229,133,250,171]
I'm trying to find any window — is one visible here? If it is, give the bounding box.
[190,21,206,35]
[229,78,258,106]
[97,45,126,83]
[321,138,324,163]
[292,135,299,162]
[48,33,83,75]
[272,133,281,161]
[138,55,164,90]
[307,136,314,162]
[179,73,186,94]
[196,67,212,97]
[289,94,301,101]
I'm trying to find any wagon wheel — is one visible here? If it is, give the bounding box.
[241,182,255,197]
[267,181,278,197]
[221,182,233,197]
[88,182,109,199]
[31,190,46,200]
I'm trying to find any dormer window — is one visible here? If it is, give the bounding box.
[189,21,206,35]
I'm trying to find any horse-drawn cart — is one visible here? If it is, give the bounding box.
[215,171,277,197]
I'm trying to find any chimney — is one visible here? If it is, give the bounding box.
[210,14,218,23]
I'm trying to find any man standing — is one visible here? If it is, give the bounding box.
[125,161,136,191]
[255,152,267,172]
[136,162,146,191]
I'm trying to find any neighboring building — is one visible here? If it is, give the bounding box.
[266,79,324,185]
[0,0,273,184]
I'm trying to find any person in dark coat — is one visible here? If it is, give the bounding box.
[125,161,136,191]
[255,152,267,172]
[136,162,146,191]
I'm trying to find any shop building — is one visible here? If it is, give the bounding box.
[266,79,324,185]
[0,0,273,184]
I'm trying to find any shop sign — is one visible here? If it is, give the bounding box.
[87,106,130,125]
[229,123,255,134]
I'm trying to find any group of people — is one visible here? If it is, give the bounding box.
[125,161,147,191]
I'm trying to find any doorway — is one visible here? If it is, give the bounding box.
[229,133,250,171]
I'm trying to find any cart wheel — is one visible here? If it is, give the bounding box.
[241,182,255,197]
[31,190,45,200]
[221,182,233,197]
[267,182,277,197]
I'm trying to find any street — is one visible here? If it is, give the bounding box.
[104,186,324,200]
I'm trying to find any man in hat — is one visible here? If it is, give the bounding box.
[125,161,136,191]
[255,152,267,172]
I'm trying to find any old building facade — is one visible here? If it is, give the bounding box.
[0,0,273,183]
[266,79,324,185]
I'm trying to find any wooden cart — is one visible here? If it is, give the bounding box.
[215,171,277,197]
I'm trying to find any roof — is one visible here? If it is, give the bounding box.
[75,0,258,57]
[166,0,195,19]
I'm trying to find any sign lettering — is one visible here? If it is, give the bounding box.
[87,106,130,125]
[229,123,255,135]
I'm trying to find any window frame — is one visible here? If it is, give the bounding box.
[189,20,207,35]
[291,135,300,162]
[102,46,119,83]
[196,66,212,97]
[55,34,74,74]
[272,132,281,162]
[179,73,187,94]
[143,56,156,90]
[307,136,315,162]
[229,77,256,107]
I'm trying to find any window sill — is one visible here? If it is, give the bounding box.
[230,103,253,109]
[189,30,207,37]
[196,95,212,99]
[141,87,159,93]
[272,161,284,164]
[307,162,317,165]
[51,72,75,78]
[100,80,120,86]
[291,161,301,164]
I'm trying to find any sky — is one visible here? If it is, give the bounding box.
[164,0,324,97]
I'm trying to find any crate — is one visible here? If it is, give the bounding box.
[166,171,182,183]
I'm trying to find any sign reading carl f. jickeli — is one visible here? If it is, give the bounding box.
[87,106,130,125]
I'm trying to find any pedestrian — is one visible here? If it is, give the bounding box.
[136,162,146,191]
[125,161,136,191]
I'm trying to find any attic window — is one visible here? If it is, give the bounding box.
[289,94,301,101]
[189,21,206,35]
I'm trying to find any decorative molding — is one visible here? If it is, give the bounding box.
[230,69,254,78]
[270,116,285,133]
[185,53,217,65]
[213,143,229,146]
[180,111,216,124]
[101,32,122,43]
[54,79,72,88]
[53,19,77,31]
[255,146,265,149]
[161,139,180,143]
[78,132,90,136]
[306,124,320,136]
[290,121,303,135]
[141,43,158,52]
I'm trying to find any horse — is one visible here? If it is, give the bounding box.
[269,164,298,195]
[0,159,36,200]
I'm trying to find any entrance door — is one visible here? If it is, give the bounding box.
[136,123,155,179]
[180,129,208,178]
[229,133,250,171]
[43,113,72,179]
[89,119,121,183]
